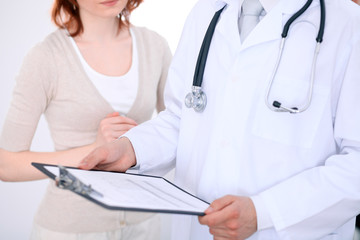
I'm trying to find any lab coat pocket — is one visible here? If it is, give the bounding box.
[251,82,330,149]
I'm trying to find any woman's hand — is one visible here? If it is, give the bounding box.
[95,112,138,147]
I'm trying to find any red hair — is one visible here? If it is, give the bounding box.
[51,0,143,37]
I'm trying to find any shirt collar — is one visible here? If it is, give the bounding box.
[214,0,281,13]
[260,0,280,13]
[214,0,233,11]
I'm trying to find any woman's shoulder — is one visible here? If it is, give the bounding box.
[25,29,70,60]
[39,29,71,52]
[130,25,169,49]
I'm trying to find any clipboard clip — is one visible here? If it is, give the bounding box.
[55,165,103,198]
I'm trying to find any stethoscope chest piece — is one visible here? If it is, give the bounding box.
[184,6,225,113]
[185,86,207,113]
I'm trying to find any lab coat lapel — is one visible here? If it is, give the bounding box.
[239,6,282,50]
[215,0,242,52]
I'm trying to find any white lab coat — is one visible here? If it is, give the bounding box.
[125,0,360,239]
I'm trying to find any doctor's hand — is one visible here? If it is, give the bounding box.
[79,137,136,172]
[198,195,257,240]
[95,112,138,147]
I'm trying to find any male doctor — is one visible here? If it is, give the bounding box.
[80,0,360,239]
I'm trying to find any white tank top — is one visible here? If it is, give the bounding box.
[70,30,139,115]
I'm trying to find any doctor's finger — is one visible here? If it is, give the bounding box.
[213,236,233,240]
[209,220,243,238]
[210,227,235,239]
[208,195,237,212]
[79,147,109,170]
[94,160,129,172]
[199,203,238,227]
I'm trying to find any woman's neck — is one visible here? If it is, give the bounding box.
[74,12,128,43]
[70,11,132,77]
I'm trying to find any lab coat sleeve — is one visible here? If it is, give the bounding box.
[254,35,360,239]
[156,38,173,113]
[123,6,199,176]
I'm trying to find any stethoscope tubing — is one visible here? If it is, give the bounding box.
[265,41,321,113]
[266,0,325,113]
[193,6,226,87]
[185,0,326,114]
[184,6,226,112]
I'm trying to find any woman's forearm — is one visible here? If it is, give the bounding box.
[0,112,135,182]
[0,143,96,182]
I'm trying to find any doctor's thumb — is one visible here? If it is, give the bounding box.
[79,148,106,170]
[209,195,237,212]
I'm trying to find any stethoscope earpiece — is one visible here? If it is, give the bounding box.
[272,101,299,114]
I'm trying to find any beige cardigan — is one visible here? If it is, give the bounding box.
[0,26,172,232]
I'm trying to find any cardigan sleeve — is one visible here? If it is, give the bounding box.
[0,42,57,151]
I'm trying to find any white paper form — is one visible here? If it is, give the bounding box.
[43,165,209,216]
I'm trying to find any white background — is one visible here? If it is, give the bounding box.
[0,0,197,239]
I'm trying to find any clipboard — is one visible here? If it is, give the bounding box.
[32,162,209,216]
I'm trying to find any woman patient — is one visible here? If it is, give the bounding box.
[0,0,172,239]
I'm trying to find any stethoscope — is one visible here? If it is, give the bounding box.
[185,0,325,113]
